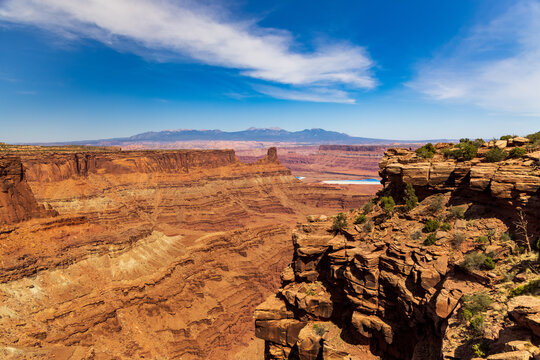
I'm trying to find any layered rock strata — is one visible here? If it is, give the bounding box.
[0,147,369,359]
[256,144,540,359]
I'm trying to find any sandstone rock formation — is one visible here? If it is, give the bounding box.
[255,142,540,359]
[0,147,370,359]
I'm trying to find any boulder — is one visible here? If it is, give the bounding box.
[508,296,540,337]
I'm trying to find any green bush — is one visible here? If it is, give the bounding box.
[363,200,374,214]
[472,342,489,358]
[448,206,466,219]
[440,223,451,231]
[508,147,526,158]
[354,214,367,224]
[485,147,507,162]
[380,196,395,214]
[403,183,418,211]
[415,143,436,158]
[332,213,348,232]
[424,233,437,246]
[423,219,440,233]
[509,279,540,297]
[475,236,489,244]
[461,292,492,317]
[473,138,485,147]
[500,232,511,242]
[526,130,540,145]
[500,135,513,141]
[469,314,486,333]
[461,252,490,271]
[483,257,495,270]
[443,141,478,161]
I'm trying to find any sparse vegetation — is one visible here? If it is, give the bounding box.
[440,223,451,231]
[403,183,418,211]
[332,213,348,232]
[461,252,495,271]
[448,206,466,219]
[364,219,373,232]
[354,214,367,224]
[427,194,445,214]
[380,196,395,214]
[415,143,436,158]
[423,219,440,233]
[313,323,328,336]
[526,130,540,145]
[443,140,478,161]
[508,147,526,158]
[485,147,507,162]
[461,292,492,334]
[472,342,488,358]
[475,236,489,244]
[509,279,540,297]
[500,135,513,141]
[424,233,437,246]
[363,200,374,214]
[452,232,466,248]
[411,231,422,240]
[500,232,511,242]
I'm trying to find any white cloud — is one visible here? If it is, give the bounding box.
[0,0,376,102]
[408,0,540,114]
[254,85,355,104]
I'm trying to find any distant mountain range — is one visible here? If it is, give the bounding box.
[39,128,452,146]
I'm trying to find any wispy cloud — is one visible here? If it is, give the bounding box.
[408,0,540,115]
[254,85,355,104]
[0,0,376,103]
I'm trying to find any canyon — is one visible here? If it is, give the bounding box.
[255,139,540,359]
[0,147,372,359]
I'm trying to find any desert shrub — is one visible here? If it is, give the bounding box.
[403,183,418,211]
[508,147,526,158]
[471,342,489,358]
[500,135,513,141]
[462,292,493,317]
[500,232,511,242]
[475,236,489,244]
[448,206,466,219]
[485,147,507,162]
[483,257,495,270]
[424,233,437,246]
[354,214,367,224]
[440,223,452,231]
[526,130,540,145]
[427,194,445,214]
[363,200,374,214]
[443,141,478,161]
[332,213,348,232]
[461,252,495,271]
[411,231,422,240]
[313,323,328,336]
[473,138,485,147]
[509,279,540,297]
[364,219,373,232]
[380,196,395,214]
[453,232,466,247]
[469,314,486,333]
[415,143,436,158]
[423,219,440,233]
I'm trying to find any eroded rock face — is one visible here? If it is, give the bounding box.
[256,144,540,360]
[0,148,371,359]
[0,156,55,224]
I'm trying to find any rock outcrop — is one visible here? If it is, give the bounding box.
[0,147,370,359]
[0,156,55,225]
[256,142,540,359]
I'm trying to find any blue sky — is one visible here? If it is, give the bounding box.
[1,0,539,142]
